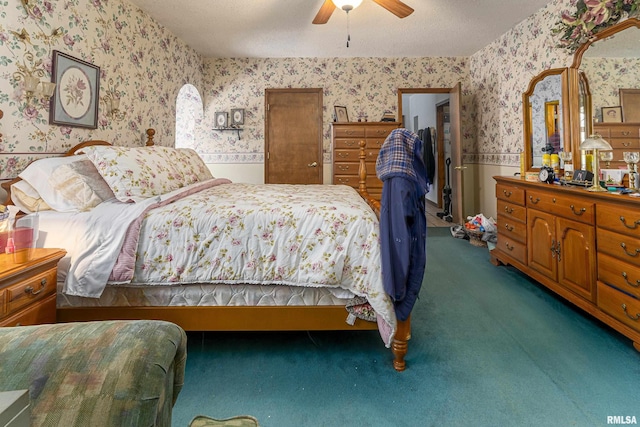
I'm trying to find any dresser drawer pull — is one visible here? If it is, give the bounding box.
[622,272,640,288]
[621,304,640,321]
[619,216,640,229]
[504,206,514,214]
[621,131,631,136]
[504,242,514,251]
[502,189,512,197]
[337,152,351,158]
[570,205,586,216]
[346,130,356,135]
[623,142,631,147]
[504,223,514,232]
[337,178,351,184]
[620,242,640,257]
[25,278,47,296]
[338,165,351,171]
[528,196,540,204]
[344,140,356,147]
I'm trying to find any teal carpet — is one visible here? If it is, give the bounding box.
[173,227,639,426]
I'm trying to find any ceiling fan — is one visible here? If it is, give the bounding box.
[312,0,414,25]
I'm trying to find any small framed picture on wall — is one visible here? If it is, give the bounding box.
[334,106,349,123]
[231,108,245,126]
[215,111,228,128]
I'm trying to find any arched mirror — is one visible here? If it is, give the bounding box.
[523,68,570,171]
[569,17,640,169]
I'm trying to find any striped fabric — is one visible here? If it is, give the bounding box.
[0,320,186,427]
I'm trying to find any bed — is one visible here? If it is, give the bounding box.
[1,128,412,371]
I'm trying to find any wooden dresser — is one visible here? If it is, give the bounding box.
[492,176,640,352]
[593,123,640,169]
[0,248,66,327]
[331,122,400,201]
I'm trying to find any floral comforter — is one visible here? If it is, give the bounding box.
[38,181,396,345]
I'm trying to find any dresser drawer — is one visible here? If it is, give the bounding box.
[597,228,640,268]
[334,175,380,189]
[497,214,526,244]
[365,126,394,138]
[334,149,359,161]
[334,138,362,149]
[527,190,594,224]
[365,138,386,150]
[610,126,640,138]
[5,267,57,317]
[597,202,640,238]
[597,281,640,333]
[0,293,56,327]
[497,200,526,222]
[333,126,365,138]
[598,252,640,299]
[334,161,376,177]
[496,234,526,264]
[496,184,525,206]
[609,139,640,150]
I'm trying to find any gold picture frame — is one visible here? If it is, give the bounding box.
[620,89,640,123]
[334,106,349,123]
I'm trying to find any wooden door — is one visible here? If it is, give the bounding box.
[556,217,596,302]
[265,89,323,184]
[527,208,557,280]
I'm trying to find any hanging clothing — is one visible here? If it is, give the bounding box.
[422,127,436,185]
[376,128,429,321]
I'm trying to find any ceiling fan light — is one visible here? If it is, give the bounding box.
[332,0,363,11]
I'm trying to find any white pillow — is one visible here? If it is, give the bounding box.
[19,155,90,212]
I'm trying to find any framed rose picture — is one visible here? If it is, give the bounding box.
[50,51,100,129]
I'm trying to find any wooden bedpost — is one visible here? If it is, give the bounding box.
[358,139,411,371]
[146,128,155,146]
[393,317,411,371]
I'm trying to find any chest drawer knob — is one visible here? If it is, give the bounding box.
[504,223,514,231]
[620,242,640,257]
[529,196,540,204]
[620,216,640,229]
[504,206,513,214]
[570,205,586,216]
[25,278,47,295]
[622,304,640,321]
[502,189,512,197]
[622,272,640,288]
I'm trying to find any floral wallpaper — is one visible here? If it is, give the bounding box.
[468,0,574,167]
[0,0,202,179]
[198,57,472,165]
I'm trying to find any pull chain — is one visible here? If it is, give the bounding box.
[346,10,351,47]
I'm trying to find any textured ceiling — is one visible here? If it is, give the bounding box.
[127,0,554,58]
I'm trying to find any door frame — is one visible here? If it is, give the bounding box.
[398,87,464,223]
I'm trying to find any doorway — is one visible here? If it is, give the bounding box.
[264,88,323,184]
[398,85,464,224]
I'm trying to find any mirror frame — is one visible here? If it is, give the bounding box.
[568,17,640,170]
[523,67,570,172]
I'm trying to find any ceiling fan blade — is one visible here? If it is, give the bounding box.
[372,0,414,18]
[313,0,336,24]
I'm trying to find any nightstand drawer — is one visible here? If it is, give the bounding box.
[0,293,56,327]
[6,268,56,317]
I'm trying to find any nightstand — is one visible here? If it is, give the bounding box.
[0,248,66,327]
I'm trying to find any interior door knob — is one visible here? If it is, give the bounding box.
[308,161,318,167]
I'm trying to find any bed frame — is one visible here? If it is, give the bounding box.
[0,127,411,371]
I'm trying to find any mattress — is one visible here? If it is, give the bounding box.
[57,282,355,308]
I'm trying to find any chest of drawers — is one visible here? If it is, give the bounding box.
[0,248,66,327]
[331,122,400,200]
[492,176,640,353]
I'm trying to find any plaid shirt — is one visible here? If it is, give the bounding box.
[376,128,428,196]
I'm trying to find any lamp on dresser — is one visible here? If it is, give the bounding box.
[579,134,612,192]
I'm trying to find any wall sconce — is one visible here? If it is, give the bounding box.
[13,52,55,106]
[22,74,56,105]
[102,78,125,121]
